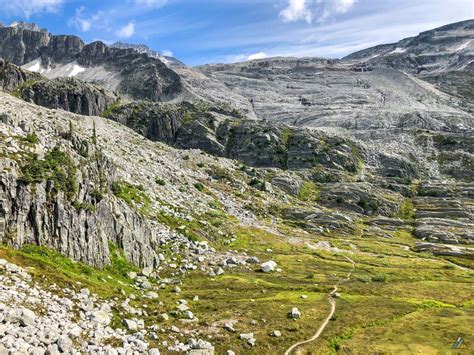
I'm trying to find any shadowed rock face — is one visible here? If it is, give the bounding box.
[0,26,51,64]
[19,77,118,116]
[0,62,44,92]
[104,100,367,176]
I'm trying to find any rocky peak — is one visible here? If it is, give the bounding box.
[9,21,47,33]
[111,42,161,59]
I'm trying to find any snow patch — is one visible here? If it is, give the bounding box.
[22,59,44,73]
[159,56,169,65]
[68,64,86,77]
[456,40,471,51]
[389,47,406,54]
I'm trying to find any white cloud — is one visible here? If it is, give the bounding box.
[69,7,92,32]
[280,0,313,24]
[279,0,357,24]
[116,22,135,38]
[134,0,168,7]
[247,51,268,60]
[0,0,63,17]
[225,51,269,63]
[319,0,357,22]
[162,49,174,57]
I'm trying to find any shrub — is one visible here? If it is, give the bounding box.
[20,146,77,200]
[371,273,387,282]
[357,275,372,283]
[112,180,151,208]
[91,189,104,203]
[155,178,166,186]
[298,181,319,202]
[398,198,415,220]
[358,198,379,213]
[194,182,205,192]
[24,133,39,144]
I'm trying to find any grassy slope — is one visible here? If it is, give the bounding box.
[2,216,472,354]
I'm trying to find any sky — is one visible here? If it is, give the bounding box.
[0,0,472,66]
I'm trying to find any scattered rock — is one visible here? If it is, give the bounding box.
[260,260,277,273]
[290,307,301,319]
[271,330,282,337]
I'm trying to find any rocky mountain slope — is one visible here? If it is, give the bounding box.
[0,19,473,354]
[344,20,474,73]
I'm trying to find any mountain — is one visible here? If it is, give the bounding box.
[0,25,181,101]
[344,19,474,73]
[110,41,186,68]
[0,20,473,354]
[199,56,472,130]
[0,22,253,113]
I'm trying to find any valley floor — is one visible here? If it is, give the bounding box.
[1,218,472,354]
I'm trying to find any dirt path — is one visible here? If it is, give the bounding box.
[284,256,355,355]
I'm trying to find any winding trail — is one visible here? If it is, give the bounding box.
[284,256,355,355]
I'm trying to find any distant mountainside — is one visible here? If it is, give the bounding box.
[344,20,474,74]
[110,41,186,68]
[0,24,182,101]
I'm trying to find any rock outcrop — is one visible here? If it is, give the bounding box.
[104,100,366,176]
[0,62,44,92]
[19,77,118,116]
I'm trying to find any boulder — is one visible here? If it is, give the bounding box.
[290,307,301,319]
[260,260,277,273]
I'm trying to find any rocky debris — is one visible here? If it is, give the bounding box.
[289,308,301,319]
[224,323,236,332]
[123,319,138,331]
[168,338,214,353]
[200,58,472,133]
[260,260,277,273]
[0,259,147,353]
[412,182,474,244]
[104,101,369,176]
[110,42,185,68]
[283,207,357,234]
[0,257,221,353]
[318,182,402,216]
[246,256,260,264]
[0,93,259,273]
[344,20,474,74]
[239,333,256,347]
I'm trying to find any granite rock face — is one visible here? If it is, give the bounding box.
[0,62,44,92]
[0,138,160,268]
[19,77,118,116]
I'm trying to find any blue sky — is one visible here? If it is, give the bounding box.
[0,0,472,66]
